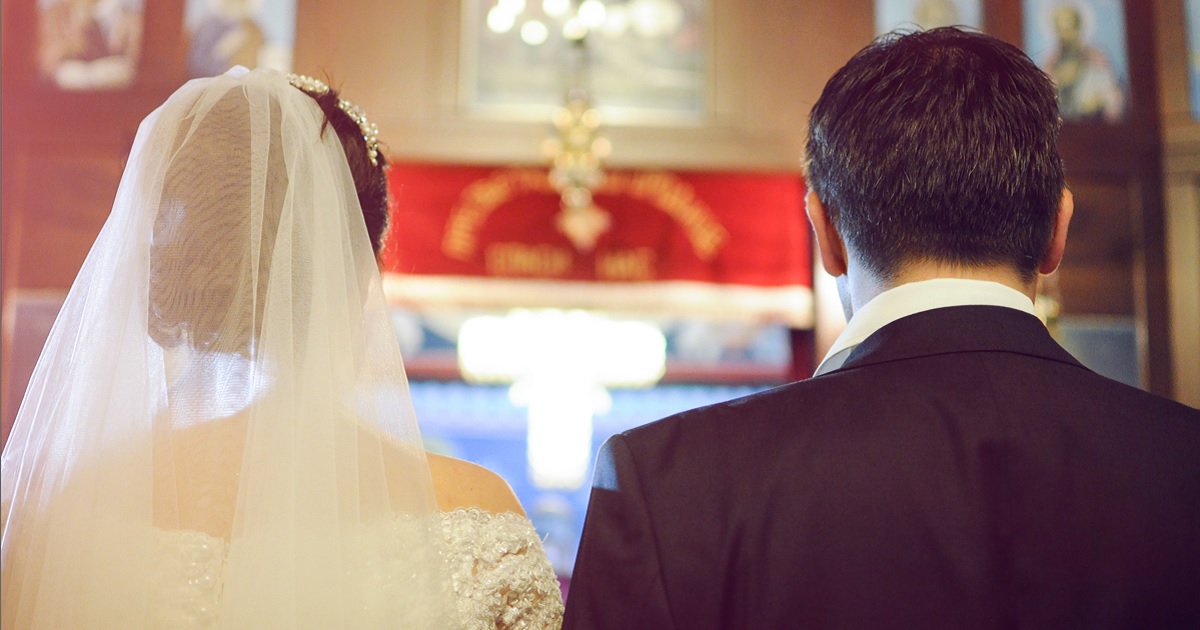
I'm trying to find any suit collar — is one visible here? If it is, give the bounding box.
[830,305,1086,374]
[816,279,1038,375]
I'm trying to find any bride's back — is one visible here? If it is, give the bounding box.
[158,416,525,541]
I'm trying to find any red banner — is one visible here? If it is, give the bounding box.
[382,164,812,326]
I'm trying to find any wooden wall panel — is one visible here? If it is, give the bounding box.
[0,0,183,437]
[1156,0,1200,407]
[1,293,66,446]
[1056,178,1137,316]
[10,148,124,289]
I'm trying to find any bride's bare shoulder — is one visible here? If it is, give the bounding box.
[425,452,525,517]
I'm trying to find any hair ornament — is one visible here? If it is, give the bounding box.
[286,73,381,167]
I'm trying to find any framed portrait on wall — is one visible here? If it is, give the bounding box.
[1187,0,1200,120]
[1022,0,1129,123]
[874,0,983,36]
[462,0,709,124]
[184,0,296,79]
[37,0,144,90]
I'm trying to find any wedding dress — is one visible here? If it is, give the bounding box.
[150,509,563,628]
[1,67,563,629]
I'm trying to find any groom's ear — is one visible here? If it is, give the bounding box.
[1039,188,1074,275]
[806,191,848,277]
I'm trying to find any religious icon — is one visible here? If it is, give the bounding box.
[874,0,983,35]
[1024,0,1129,123]
[185,0,296,79]
[38,0,144,90]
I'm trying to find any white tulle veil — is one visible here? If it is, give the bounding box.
[1,67,454,628]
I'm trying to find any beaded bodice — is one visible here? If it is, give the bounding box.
[440,509,565,629]
[151,509,563,629]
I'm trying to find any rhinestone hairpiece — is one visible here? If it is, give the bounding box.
[286,73,381,167]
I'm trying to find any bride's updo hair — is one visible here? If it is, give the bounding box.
[148,74,388,354]
[294,81,391,257]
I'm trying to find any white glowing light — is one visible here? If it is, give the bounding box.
[487,6,516,33]
[520,19,550,45]
[458,309,666,386]
[601,4,630,36]
[563,17,588,41]
[579,0,608,28]
[543,0,570,18]
[498,0,526,14]
[458,310,667,490]
[513,378,609,488]
[630,0,684,38]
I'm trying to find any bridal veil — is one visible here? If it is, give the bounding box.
[1,68,454,628]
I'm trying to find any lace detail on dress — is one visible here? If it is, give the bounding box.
[439,508,564,630]
[152,530,227,628]
[143,511,563,629]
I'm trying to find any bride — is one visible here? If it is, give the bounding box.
[1,67,563,629]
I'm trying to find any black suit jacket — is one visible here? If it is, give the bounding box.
[564,306,1200,629]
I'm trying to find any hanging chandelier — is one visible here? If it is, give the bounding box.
[484,0,678,252]
[542,87,613,252]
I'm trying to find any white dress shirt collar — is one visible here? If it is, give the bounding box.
[814,278,1038,376]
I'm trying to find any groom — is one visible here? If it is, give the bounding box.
[564,27,1200,628]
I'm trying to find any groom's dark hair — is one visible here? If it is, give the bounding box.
[805,27,1065,281]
